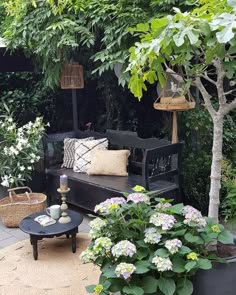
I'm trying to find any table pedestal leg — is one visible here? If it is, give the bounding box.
[30,235,38,260]
[72,232,76,253]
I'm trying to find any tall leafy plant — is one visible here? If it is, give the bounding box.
[127,0,236,222]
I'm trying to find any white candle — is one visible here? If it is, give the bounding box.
[60,174,68,191]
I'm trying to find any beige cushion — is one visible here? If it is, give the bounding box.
[87,150,130,176]
[73,138,108,173]
[61,137,94,168]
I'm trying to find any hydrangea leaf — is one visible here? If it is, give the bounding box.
[176,278,193,295]
[172,258,186,273]
[185,261,197,272]
[197,258,212,270]
[218,230,234,244]
[158,277,176,295]
[123,285,144,295]
[154,248,169,257]
[140,276,159,294]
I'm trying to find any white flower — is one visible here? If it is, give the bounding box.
[115,263,136,280]
[150,213,176,230]
[89,218,108,238]
[152,256,172,272]
[9,178,14,184]
[182,205,207,227]
[144,227,162,244]
[80,249,97,263]
[7,117,13,123]
[165,239,182,254]
[19,166,25,171]
[7,125,14,131]
[27,166,32,170]
[93,237,113,254]
[30,159,35,163]
[3,147,8,155]
[1,175,9,187]
[111,241,136,258]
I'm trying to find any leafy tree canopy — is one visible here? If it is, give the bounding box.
[127,0,236,100]
[0,0,195,87]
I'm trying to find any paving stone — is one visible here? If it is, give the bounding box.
[0,236,19,248]
[0,229,12,240]
[9,229,29,240]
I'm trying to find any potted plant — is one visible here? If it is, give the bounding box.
[0,114,46,197]
[80,186,233,295]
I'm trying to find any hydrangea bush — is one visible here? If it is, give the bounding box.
[0,116,45,188]
[80,186,234,295]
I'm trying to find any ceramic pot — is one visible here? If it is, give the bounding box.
[0,185,8,200]
[193,239,236,295]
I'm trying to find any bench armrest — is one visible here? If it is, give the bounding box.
[142,143,183,190]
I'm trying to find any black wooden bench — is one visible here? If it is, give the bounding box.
[43,129,183,212]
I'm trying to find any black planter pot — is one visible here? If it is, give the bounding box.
[193,252,236,295]
[0,185,8,200]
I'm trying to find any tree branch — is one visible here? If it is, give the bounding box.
[165,67,185,83]
[224,89,236,96]
[201,71,217,86]
[213,59,226,105]
[222,97,236,115]
[194,77,216,118]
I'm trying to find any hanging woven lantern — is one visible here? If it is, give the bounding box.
[153,70,195,111]
[60,62,84,89]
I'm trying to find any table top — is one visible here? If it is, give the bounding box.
[19,209,84,236]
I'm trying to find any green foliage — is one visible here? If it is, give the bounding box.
[80,189,233,295]
[127,0,236,99]
[1,0,196,88]
[2,0,94,88]
[179,105,236,215]
[221,160,236,224]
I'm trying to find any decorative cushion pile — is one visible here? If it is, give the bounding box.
[73,138,108,173]
[87,149,130,176]
[61,137,94,168]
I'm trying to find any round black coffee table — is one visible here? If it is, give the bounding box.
[19,209,83,260]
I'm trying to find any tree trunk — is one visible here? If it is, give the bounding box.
[208,115,224,222]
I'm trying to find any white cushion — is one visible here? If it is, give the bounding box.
[61,137,93,168]
[73,138,108,173]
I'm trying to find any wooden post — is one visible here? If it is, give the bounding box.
[172,111,178,143]
[72,89,78,131]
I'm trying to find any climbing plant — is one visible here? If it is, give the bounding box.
[1,0,196,87]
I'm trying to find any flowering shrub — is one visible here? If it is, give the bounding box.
[0,115,45,188]
[80,186,234,295]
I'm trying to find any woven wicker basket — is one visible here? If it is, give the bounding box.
[0,187,47,228]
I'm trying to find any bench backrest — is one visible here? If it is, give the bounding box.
[43,129,171,175]
[142,142,183,190]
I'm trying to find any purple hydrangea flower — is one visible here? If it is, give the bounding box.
[111,240,137,258]
[150,213,176,230]
[127,193,150,204]
[94,197,126,213]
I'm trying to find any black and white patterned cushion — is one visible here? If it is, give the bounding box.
[73,138,108,173]
[62,137,94,168]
